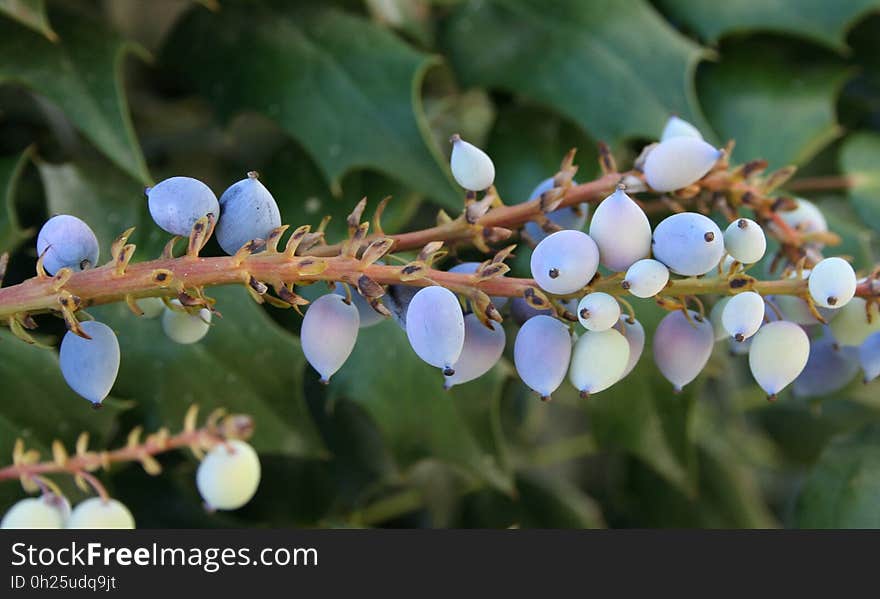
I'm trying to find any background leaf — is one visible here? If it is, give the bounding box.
[0,329,124,507]
[796,425,880,528]
[840,131,880,232]
[0,147,32,255]
[163,3,460,209]
[442,0,709,142]
[655,0,880,51]
[0,7,150,183]
[326,320,514,494]
[699,40,848,168]
[0,0,55,41]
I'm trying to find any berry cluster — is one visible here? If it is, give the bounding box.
[1,115,879,526]
[17,121,880,401]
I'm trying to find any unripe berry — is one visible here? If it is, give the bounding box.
[162,300,211,344]
[60,320,120,406]
[146,176,219,236]
[66,498,135,529]
[589,187,652,271]
[748,321,810,399]
[405,286,465,375]
[36,215,99,275]
[808,257,857,309]
[530,230,599,294]
[576,292,620,331]
[723,218,766,264]
[302,293,359,383]
[449,134,495,191]
[660,115,703,141]
[1,494,69,529]
[215,172,282,255]
[643,137,722,192]
[196,440,261,511]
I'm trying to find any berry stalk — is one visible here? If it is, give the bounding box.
[1,246,872,324]
[0,407,253,483]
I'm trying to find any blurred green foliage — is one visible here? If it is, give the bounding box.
[0,0,879,528]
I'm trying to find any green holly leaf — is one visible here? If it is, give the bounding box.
[655,0,880,52]
[0,9,151,184]
[89,286,325,458]
[0,147,32,256]
[442,0,709,143]
[163,3,460,209]
[840,131,880,233]
[0,0,55,41]
[796,424,880,528]
[699,41,848,169]
[325,321,514,494]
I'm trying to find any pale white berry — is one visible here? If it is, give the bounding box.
[660,115,703,141]
[60,320,120,406]
[828,297,880,347]
[530,230,599,294]
[615,317,645,378]
[1,494,69,529]
[589,187,652,271]
[623,258,669,298]
[302,294,360,383]
[723,218,766,264]
[576,292,620,331]
[162,300,211,344]
[808,257,857,309]
[444,314,506,389]
[748,321,810,399]
[652,212,725,276]
[568,329,630,397]
[66,498,135,529]
[450,134,495,191]
[405,286,465,375]
[653,310,715,391]
[722,291,765,342]
[643,137,722,192]
[514,315,571,400]
[196,440,261,511]
[778,198,828,235]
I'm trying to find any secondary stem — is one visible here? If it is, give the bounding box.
[0,413,253,482]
